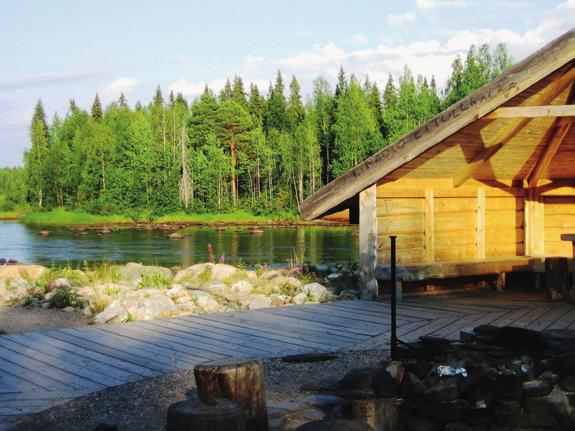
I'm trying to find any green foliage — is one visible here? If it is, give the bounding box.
[198,267,213,284]
[9,43,512,219]
[138,269,174,289]
[49,287,86,309]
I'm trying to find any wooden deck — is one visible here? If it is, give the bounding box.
[1,292,574,429]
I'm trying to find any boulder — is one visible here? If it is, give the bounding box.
[523,386,572,417]
[401,372,426,400]
[94,305,129,324]
[327,272,343,281]
[166,284,188,299]
[300,283,328,302]
[0,264,47,282]
[313,264,330,274]
[292,293,307,305]
[125,296,177,320]
[424,377,460,402]
[248,296,272,310]
[231,280,253,294]
[62,305,75,312]
[202,281,227,293]
[174,263,214,282]
[49,278,71,290]
[273,275,303,289]
[211,264,237,281]
[77,286,96,298]
[552,352,575,375]
[523,378,553,397]
[339,367,380,391]
[189,290,220,312]
[373,361,405,398]
[118,265,172,283]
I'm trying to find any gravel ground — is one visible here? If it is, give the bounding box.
[0,304,89,335]
[9,349,388,431]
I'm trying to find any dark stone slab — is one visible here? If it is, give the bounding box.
[282,353,339,363]
[295,418,373,431]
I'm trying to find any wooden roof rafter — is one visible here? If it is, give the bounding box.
[526,82,575,188]
[484,104,575,119]
[452,66,575,188]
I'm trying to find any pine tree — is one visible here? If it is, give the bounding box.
[265,70,287,131]
[91,93,103,120]
[286,75,304,131]
[118,93,128,108]
[335,65,347,99]
[220,79,233,101]
[248,84,265,127]
[232,76,247,107]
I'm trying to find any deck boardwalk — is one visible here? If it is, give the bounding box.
[0,292,573,429]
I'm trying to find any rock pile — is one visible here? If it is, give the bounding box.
[0,262,353,324]
[327,326,575,430]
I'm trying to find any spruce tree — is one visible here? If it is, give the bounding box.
[287,75,304,131]
[91,93,103,119]
[118,93,128,108]
[232,76,247,107]
[264,71,287,131]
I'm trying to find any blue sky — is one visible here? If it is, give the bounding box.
[1,0,574,166]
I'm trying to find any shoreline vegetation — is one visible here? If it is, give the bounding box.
[0,208,350,227]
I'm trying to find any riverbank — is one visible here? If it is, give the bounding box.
[5,208,349,227]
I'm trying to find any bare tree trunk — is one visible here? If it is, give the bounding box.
[179,126,193,209]
[230,142,237,207]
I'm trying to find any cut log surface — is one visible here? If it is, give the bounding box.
[194,358,269,431]
[166,398,245,431]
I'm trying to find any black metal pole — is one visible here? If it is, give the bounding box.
[390,235,397,361]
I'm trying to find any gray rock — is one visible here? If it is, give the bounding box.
[189,290,220,312]
[210,264,237,281]
[125,296,177,320]
[202,281,227,293]
[174,263,214,282]
[300,283,328,302]
[524,386,571,416]
[292,292,307,304]
[273,275,303,289]
[523,378,552,397]
[231,280,253,294]
[166,284,187,298]
[62,305,75,312]
[314,264,330,274]
[248,296,272,310]
[50,278,71,290]
[326,272,343,281]
[94,305,128,324]
[261,270,282,280]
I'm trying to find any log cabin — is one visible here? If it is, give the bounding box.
[300,29,575,300]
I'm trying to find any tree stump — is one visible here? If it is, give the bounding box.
[194,359,269,431]
[545,257,569,300]
[166,398,245,431]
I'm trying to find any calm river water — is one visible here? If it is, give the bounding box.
[0,222,358,267]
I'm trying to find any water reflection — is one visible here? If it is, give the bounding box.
[0,222,358,267]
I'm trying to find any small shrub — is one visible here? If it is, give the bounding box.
[288,247,305,269]
[89,293,110,314]
[86,262,120,284]
[138,269,173,289]
[49,287,86,309]
[255,263,267,277]
[0,329,7,335]
[235,259,247,270]
[198,267,213,284]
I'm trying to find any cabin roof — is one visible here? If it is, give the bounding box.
[300,28,575,221]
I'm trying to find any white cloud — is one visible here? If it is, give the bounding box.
[245,54,265,70]
[296,30,311,38]
[103,77,138,98]
[415,0,475,10]
[386,11,416,27]
[350,34,368,45]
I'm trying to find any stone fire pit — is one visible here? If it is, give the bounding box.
[323,326,575,431]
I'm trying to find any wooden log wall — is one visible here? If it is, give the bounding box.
[375,179,527,264]
[541,184,575,256]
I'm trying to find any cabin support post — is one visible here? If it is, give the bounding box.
[525,188,545,257]
[359,184,378,300]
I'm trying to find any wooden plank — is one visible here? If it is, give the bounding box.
[0,335,136,387]
[97,322,239,359]
[48,329,178,373]
[484,104,575,119]
[260,307,388,336]
[476,188,486,259]
[137,319,299,356]
[525,306,574,331]
[191,312,356,346]
[295,303,412,326]
[528,122,573,187]
[453,143,504,188]
[359,184,378,300]
[0,349,81,392]
[425,188,435,262]
[176,313,341,350]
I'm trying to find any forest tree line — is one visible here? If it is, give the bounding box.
[0,43,512,218]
